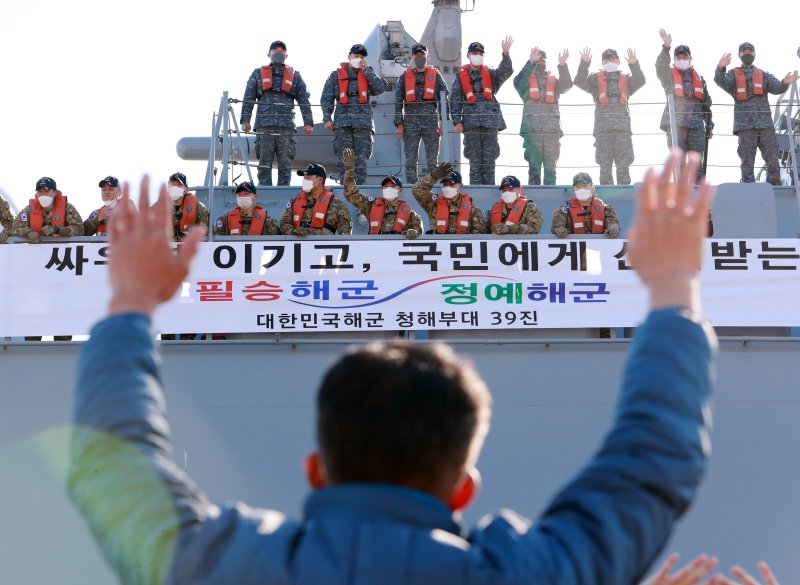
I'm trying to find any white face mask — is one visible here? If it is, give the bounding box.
[382,187,399,201]
[469,54,484,67]
[501,190,518,204]
[674,59,691,71]
[237,196,254,209]
[575,188,593,202]
[104,198,118,209]
[37,195,54,208]
[168,185,185,201]
[301,178,315,193]
[602,62,618,73]
[349,57,362,69]
[442,186,459,199]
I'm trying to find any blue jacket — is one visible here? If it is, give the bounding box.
[69,308,716,585]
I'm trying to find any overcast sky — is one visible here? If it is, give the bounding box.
[0,0,797,216]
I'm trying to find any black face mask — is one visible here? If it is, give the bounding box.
[272,53,287,65]
[741,54,755,66]
[413,55,427,68]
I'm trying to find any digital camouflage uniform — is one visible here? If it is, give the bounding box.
[213,209,281,236]
[551,197,620,238]
[656,47,713,180]
[0,197,13,242]
[513,61,573,185]
[170,197,209,242]
[487,198,543,234]
[715,64,790,185]
[574,61,646,185]
[241,64,314,186]
[450,53,514,185]
[394,68,449,184]
[278,192,353,236]
[412,173,486,234]
[11,199,84,239]
[343,169,423,237]
[321,65,388,184]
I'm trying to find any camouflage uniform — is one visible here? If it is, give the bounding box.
[0,197,13,242]
[278,192,353,235]
[11,199,84,238]
[241,64,314,186]
[170,196,209,242]
[394,68,449,184]
[551,198,620,238]
[213,209,281,236]
[450,53,514,185]
[343,168,423,236]
[83,210,107,236]
[513,61,573,185]
[487,199,543,234]
[574,61,646,185]
[321,65,388,183]
[715,64,789,185]
[412,173,486,234]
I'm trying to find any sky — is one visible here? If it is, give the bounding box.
[0,0,797,216]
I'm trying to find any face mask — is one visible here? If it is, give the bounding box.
[168,185,185,201]
[741,54,755,66]
[104,198,118,209]
[469,54,484,66]
[37,195,54,208]
[301,178,315,192]
[501,191,518,204]
[349,58,362,69]
[442,186,459,199]
[413,55,427,69]
[271,53,286,65]
[382,187,399,201]
[674,59,691,71]
[575,188,593,202]
[237,196,254,209]
[602,62,618,73]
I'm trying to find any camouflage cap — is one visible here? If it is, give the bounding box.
[674,45,691,57]
[381,174,403,188]
[573,172,593,186]
[738,42,755,54]
[467,41,485,54]
[35,177,56,191]
[235,181,257,194]
[500,175,521,190]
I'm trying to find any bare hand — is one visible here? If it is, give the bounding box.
[304,124,313,135]
[626,150,714,312]
[436,125,443,137]
[107,177,206,317]
[713,562,779,585]
[782,71,799,85]
[98,206,111,222]
[343,148,356,169]
[580,47,592,64]
[529,46,540,64]
[641,553,718,585]
[241,122,252,133]
[453,123,464,134]
[558,49,569,66]
[719,53,732,69]
[501,35,513,54]
[627,48,638,65]
[396,123,405,139]
[659,28,672,47]
[324,121,334,131]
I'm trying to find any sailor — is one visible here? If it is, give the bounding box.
[715,42,799,185]
[240,40,314,186]
[655,31,713,182]
[84,176,135,236]
[551,172,620,238]
[321,44,388,185]
[279,163,352,235]
[0,195,13,243]
[513,47,573,185]
[394,43,449,184]
[449,37,514,185]
[574,47,646,185]
[10,176,84,243]
[213,181,280,236]
[487,175,542,235]
[412,164,486,234]
[166,172,209,242]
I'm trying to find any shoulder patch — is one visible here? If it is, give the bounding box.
[20,212,27,222]
[367,195,375,202]
[286,200,292,208]
[560,206,569,213]
[215,219,223,229]
[186,206,193,213]
[90,210,99,218]
[431,194,439,201]
[484,210,490,220]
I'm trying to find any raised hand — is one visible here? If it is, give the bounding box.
[782,71,799,84]
[713,562,779,585]
[431,161,454,181]
[529,46,541,64]
[558,49,569,66]
[627,48,638,65]
[659,28,672,47]
[719,53,732,69]
[641,553,718,585]
[343,148,356,169]
[501,35,513,54]
[580,47,592,64]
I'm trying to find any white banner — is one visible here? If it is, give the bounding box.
[1,238,799,336]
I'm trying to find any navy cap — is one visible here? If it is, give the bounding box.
[441,170,463,184]
[235,181,257,194]
[349,44,368,57]
[169,172,188,186]
[411,43,428,55]
[573,172,593,186]
[674,45,691,57]
[536,50,547,61]
[270,40,287,51]
[381,175,403,188]
[35,177,56,191]
[500,175,521,190]
[601,48,618,60]
[467,41,485,54]
[739,42,755,54]
[98,175,119,188]
[297,163,327,180]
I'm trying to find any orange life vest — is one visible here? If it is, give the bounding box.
[369,198,413,234]
[260,65,295,94]
[292,191,335,229]
[29,191,66,234]
[178,193,198,232]
[90,208,108,235]
[435,193,473,234]
[596,71,629,105]
[458,65,493,103]
[490,196,528,227]
[528,73,558,103]
[568,197,605,234]
[227,206,268,236]
[337,64,369,104]
[733,67,765,101]
[671,67,704,101]
[404,67,438,102]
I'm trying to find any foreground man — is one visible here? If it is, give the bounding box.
[70,153,716,584]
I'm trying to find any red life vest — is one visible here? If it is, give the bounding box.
[733,67,765,101]
[29,191,66,234]
[369,198,413,234]
[596,71,629,105]
[91,208,108,235]
[528,73,558,103]
[404,67,438,102]
[292,191,334,229]
[337,64,369,104]
[490,196,528,227]
[227,206,268,236]
[178,194,198,232]
[435,193,473,234]
[260,65,295,94]
[458,65,493,103]
[671,67,704,101]
[568,197,605,234]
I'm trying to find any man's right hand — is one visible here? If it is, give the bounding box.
[430,162,453,181]
[658,28,672,48]
[241,122,251,133]
[579,47,592,64]
[324,121,334,131]
[718,53,732,69]
[292,227,310,237]
[714,562,779,585]
[396,124,405,139]
[640,553,717,585]
[343,148,356,169]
